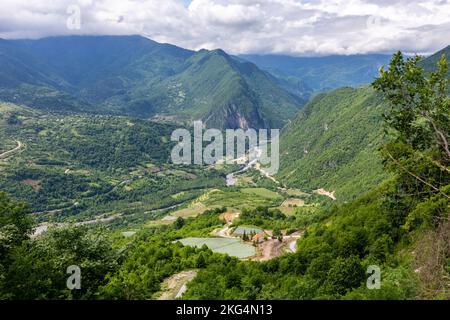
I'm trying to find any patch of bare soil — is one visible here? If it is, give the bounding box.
[219,211,240,223]
[214,212,240,238]
[253,231,303,261]
[22,179,41,191]
[254,239,284,262]
[314,188,336,200]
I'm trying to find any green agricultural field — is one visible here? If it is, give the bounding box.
[284,189,310,198]
[202,189,283,210]
[172,202,208,218]
[277,206,296,216]
[241,188,282,200]
[176,237,256,259]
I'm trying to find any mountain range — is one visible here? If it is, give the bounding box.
[240,53,392,97]
[0,36,304,129]
[1,35,447,200]
[0,35,398,130]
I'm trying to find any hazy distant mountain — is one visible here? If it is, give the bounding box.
[0,36,304,129]
[240,54,392,97]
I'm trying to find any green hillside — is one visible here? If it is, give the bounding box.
[420,45,450,74]
[0,102,226,220]
[278,86,389,201]
[278,47,450,201]
[147,49,303,129]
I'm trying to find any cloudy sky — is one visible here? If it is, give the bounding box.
[0,0,449,56]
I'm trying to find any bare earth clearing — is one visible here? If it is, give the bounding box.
[314,188,337,201]
[22,179,41,191]
[253,232,302,261]
[254,238,284,261]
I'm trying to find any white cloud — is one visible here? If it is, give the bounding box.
[0,0,449,55]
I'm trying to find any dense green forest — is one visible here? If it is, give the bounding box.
[278,86,390,201]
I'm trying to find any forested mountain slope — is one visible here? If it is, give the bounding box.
[278,47,450,201]
[278,86,389,201]
[141,48,303,129]
[420,45,450,75]
[0,36,303,129]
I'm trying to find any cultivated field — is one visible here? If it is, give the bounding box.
[172,202,207,218]
[281,198,305,207]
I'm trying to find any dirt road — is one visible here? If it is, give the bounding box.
[215,225,234,238]
[314,188,336,200]
[0,140,23,159]
[213,212,240,238]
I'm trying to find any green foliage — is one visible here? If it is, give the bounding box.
[321,256,365,297]
[2,227,119,300]
[0,192,33,246]
[0,192,33,297]
[99,239,230,300]
[278,86,390,201]
[373,52,449,152]
[171,207,226,238]
[373,52,450,232]
[234,206,287,230]
[174,217,185,230]
[372,51,450,298]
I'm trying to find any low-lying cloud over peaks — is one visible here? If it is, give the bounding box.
[0,0,449,55]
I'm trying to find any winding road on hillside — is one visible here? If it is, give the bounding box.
[226,153,282,186]
[0,140,23,159]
